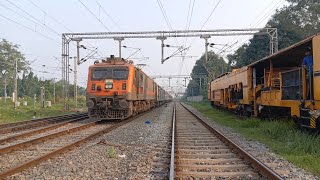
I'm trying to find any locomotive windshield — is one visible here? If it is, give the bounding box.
[92,67,128,80]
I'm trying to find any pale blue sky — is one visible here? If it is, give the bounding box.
[0,0,287,94]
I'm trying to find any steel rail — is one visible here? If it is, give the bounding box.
[0,113,87,134]
[0,116,88,145]
[0,119,98,154]
[0,113,86,129]
[179,103,283,180]
[0,104,167,178]
[169,102,176,180]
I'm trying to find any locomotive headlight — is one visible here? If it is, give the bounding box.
[105,80,113,89]
[105,83,113,89]
[122,83,126,90]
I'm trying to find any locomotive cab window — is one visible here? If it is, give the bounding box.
[92,67,129,80]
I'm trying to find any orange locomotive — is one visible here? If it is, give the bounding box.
[209,33,320,129]
[86,55,172,120]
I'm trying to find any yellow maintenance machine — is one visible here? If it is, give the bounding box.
[208,33,320,129]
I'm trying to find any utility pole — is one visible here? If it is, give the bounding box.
[33,94,36,118]
[199,77,202,94]
[200,35,211,63]
[53,78,56,104]
[114,37,124,58]
[74,56,78,111]
[4,75,7,103]
[13,59,18,109]
[75,41,80,111]
[40,87,45,109]
[156,36,167,64]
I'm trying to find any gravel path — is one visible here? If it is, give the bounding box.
[182,103,318,180]
[7,102,316,179]
[9,103,173,179]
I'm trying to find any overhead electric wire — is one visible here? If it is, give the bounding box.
[0,2,38,25]
[78,0,111,31]
[156,0,180,46]
[25,0,74,33]
[24,0,104,57]
[4,0,62,37]
[227,0,285,54]
[199,0,222,30]
[187,0,223,49]
[178,0,196,86]
[0,13,59,44]
[96,1,121,30]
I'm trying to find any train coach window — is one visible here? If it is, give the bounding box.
[113,69,129,80]
[92,68,128,80]
[92,69,112,79]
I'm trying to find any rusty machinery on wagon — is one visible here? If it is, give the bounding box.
[86,55,172,120]
[208,33,320,130]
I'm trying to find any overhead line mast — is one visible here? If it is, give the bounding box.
[61,28,278,110]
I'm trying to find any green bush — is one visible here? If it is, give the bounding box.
[106,147,117,158]
[188,101,320,176]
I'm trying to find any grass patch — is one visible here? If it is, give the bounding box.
[0,97,87,124]
[106,147,117,158]
[188,101,320,176]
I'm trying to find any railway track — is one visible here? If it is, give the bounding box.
[169,103,284,179]
[0,113,88,135]
[0,106,163,178]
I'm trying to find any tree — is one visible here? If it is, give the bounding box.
[0,39,29,98]
[227,0,320,68]
[0,39,29,77]
[185,51,228,98]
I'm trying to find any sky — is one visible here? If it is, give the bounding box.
[0,0,287,95]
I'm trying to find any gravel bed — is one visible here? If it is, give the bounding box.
[0,115,85,138]
[0,123,109,172]
[9,103,173,179]
[182,103,318,180]
[0,118,94,148]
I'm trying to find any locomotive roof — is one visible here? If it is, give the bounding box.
[248,32,320,68]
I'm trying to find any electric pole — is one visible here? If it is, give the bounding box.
[114,37,124,58]
[14,59,18,109]
[40,87,45,109]
[4,75,7,103]
[53,78,56,104]
[75,41,80,111]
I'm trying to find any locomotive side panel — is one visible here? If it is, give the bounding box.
[210,66,252,110]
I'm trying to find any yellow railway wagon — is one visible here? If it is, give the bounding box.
[208,33,320,129]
